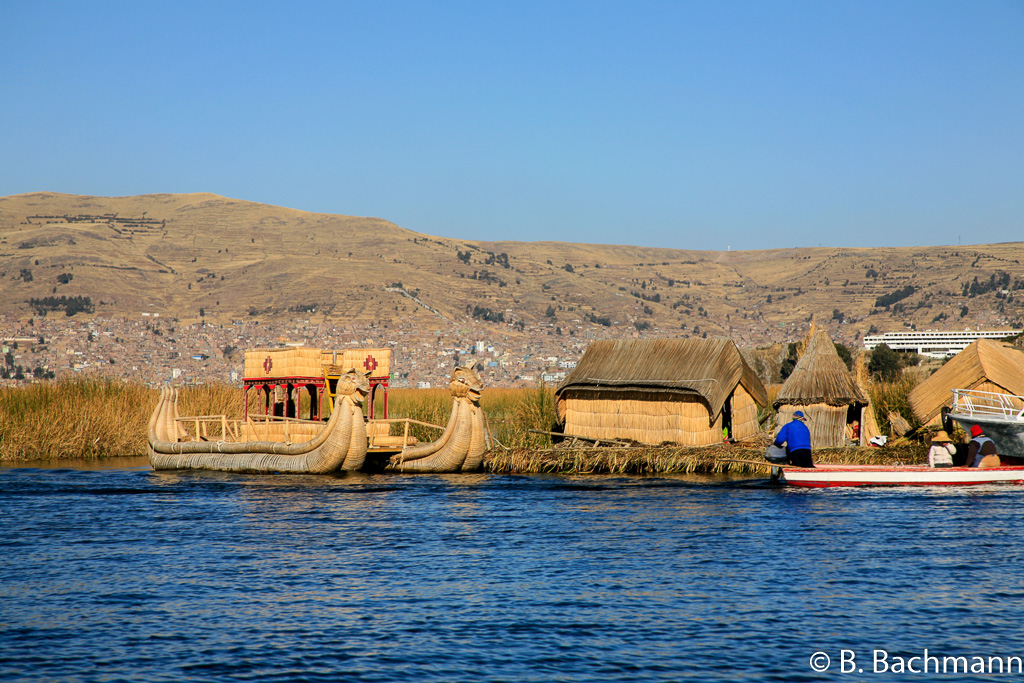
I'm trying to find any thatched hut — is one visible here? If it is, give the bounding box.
[908,338,1024,426]
[773,330,869,447]
[554,338,768,446]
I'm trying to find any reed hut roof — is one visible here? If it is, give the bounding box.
[555,338,768,417]
[908,339,1024,422]
[774,330,868,408]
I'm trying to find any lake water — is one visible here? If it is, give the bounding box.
[2,461,1023,682]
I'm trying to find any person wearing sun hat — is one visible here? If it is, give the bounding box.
[774,410,813,468]
[927,430,956,468]
[966,424,999,468]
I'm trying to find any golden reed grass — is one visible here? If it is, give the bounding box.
[386,384,558,449]
[0,379,153,460]
[868,375,920,436]
[0,379,242,461]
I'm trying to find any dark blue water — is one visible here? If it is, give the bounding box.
[2,464,1023,682]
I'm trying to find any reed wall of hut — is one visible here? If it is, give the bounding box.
[558,384,760,446]
[554,338,768,446]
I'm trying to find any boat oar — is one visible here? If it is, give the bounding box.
[715,457,803,470]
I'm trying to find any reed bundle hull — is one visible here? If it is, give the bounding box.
[387,367,491,473]
[147,371,369,474]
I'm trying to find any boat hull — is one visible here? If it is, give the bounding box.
[781,464,1024,488]
[949,417,1024,459]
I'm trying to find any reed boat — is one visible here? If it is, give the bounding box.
[776,463,1024,488]
[146,343,492,474]
[148,369,370,473]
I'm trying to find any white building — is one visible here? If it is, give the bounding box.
[864,329,1022,359]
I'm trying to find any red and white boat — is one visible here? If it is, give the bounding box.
[778,388,1024,487]
[778,463,1024,488]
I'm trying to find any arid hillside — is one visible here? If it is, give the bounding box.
[1,192,1021,348]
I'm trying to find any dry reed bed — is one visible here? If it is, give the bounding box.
[0,380,242,461]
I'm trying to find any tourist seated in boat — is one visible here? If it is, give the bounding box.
[774,410,813,468]
[927,430,955,468]
[967,425,1001,468]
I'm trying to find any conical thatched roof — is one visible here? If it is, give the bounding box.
[908,338,1024,423]
[555,337,768,418]
[774,330,868,408]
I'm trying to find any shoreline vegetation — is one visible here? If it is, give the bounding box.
[0,379,927,473]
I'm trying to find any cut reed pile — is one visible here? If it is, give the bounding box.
[485,443,927,476]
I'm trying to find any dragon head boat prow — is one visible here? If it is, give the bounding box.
[450,365,484,404]
[338,367,371,406]
[387,365,491,473]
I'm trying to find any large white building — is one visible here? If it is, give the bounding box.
[863,329,1022,359]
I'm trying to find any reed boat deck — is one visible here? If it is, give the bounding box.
[171,413,447,456]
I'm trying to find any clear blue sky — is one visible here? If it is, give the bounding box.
[2,1,1021,250]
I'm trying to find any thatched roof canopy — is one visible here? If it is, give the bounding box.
[774,330,868,408]
[908,338,1024,423]
[555,338,768,418]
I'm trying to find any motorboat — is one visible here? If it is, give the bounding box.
[947,388,1024,459]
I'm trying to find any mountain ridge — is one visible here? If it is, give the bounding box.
[2,192,1022,349]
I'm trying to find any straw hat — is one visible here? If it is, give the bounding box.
[931,430,952,443]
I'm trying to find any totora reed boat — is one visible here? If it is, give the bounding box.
[147,355,492,474]
[385,366,491,473]
[775,389,1024,487]
[148,369,370,473]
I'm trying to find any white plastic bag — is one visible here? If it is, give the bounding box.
[765,444,788,463]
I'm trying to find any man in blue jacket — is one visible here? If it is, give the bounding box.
[775,410,813,468]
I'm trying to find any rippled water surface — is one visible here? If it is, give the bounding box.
[2,463,1023,682]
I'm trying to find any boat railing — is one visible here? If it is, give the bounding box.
[175,414,323,442]
[367,417,445,448]
[172,414,447,445]
[175,415,241,442]
[951,389,1024,421]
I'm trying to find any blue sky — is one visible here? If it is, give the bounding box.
[1,1,1021,250]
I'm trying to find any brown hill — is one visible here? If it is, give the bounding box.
[1,191,1022,348]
